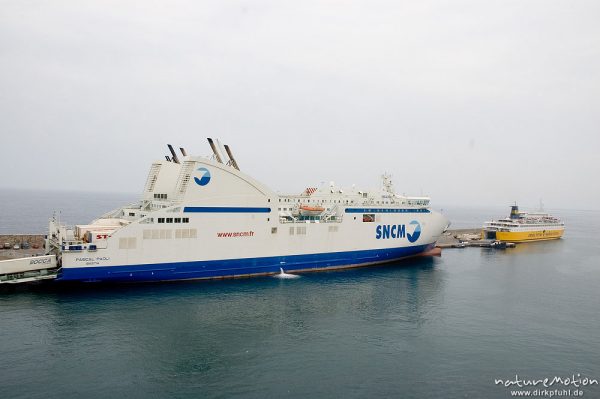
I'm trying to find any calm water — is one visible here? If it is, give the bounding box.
[0,189,137,234]
[1,190,599,398]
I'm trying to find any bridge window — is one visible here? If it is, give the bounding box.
[158,218,165,223]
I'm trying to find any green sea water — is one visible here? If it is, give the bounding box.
[0,190,598,398]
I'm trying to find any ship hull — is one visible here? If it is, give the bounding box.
[57,243,434,283]
[495,229,564,242]
[51,155,449,284]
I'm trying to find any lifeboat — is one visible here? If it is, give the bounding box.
[299,204,325,217]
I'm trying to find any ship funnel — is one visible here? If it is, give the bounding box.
[224,144,240,170]
[510,204,520,219]
[180,147,187,157]
[215,139,230,165]
[207,138,223,163]
[165,156,171,162]
[167,144,180,164]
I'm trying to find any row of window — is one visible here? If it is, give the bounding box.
[142,229,198,240]
[151,192,423,206]
[119,237,137,249]
[516,225,562,229]
[157,217,190,224]
[289,226,307,235]
[407,200,429,205]
[489,223,562,228]
[276,199,422,206]
[279,198,354,204]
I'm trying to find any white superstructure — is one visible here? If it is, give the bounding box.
[37,140,449,283]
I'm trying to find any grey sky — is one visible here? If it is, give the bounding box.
[1,0,599,210]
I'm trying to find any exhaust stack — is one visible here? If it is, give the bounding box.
[180,147,187,157]
[167,144,180,164]
[224,144,240,170]
[165,156,171,162]
[216,139,231,165]
[207,138,223,163]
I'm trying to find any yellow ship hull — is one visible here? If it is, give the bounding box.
[495,229,564,242]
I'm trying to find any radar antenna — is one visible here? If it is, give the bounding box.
[382,173,395,195]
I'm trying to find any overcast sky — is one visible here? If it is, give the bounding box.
[1,0,599,210]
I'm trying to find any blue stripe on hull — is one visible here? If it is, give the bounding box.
[57,244,435,283]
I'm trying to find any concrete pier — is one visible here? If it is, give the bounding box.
[436,229,516,249]
[436,229,482,248]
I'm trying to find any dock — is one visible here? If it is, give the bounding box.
[436,229,516,249]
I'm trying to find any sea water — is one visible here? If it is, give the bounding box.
[0,189,599,398]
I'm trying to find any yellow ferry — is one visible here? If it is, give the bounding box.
[482,205,564,243]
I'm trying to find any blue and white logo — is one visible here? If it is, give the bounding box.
[375,220,422,242]
[407,220,421,243]
[193,167,211,186]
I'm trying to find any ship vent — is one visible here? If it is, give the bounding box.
[174,160,195,201]
[144,163,162,193]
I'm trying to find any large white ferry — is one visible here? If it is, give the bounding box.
[482,205,564,242]
[1,140,449,284]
